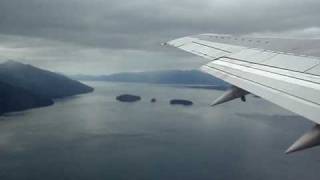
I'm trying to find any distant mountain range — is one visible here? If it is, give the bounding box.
[72,70,229,89]
[0,60,93,115]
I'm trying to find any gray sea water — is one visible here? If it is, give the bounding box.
[0,82,319,180]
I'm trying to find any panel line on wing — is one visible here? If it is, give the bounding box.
[192,41,232,53]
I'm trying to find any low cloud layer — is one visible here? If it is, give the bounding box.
[0,0,320,74]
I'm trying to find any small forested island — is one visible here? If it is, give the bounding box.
[0,60,94,115]
[116,94,141,102]
[170,99,193,106]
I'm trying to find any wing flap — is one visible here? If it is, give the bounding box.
[206,59,320,104]
[201,63,320,124]
[228,49,278,64]
[262,54,320,72]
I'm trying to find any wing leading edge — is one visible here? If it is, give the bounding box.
[166,34,320,154]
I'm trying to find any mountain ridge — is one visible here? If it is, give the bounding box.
[71,70,229,88]
[0,60,94,115]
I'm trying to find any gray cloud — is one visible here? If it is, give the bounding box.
[0,0,319,74]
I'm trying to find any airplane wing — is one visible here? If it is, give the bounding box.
[166,34,320,154]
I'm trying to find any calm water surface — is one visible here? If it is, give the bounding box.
[0,82,319,180]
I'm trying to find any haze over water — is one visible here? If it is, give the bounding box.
[0,82,319,180]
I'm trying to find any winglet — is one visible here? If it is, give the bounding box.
[286,124,320,154]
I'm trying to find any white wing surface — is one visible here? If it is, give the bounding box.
[167,34,320,153]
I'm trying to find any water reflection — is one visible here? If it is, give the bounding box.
[0,82,319,180]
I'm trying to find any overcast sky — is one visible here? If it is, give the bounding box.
[0,0,320,74]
